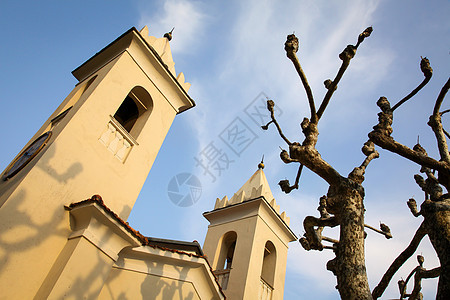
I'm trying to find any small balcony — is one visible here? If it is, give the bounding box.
[259,277,273,300]
[99,117,138,163]
[213,269,231,290]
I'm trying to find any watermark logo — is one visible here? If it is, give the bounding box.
[168,92,283,206]
[219,117,258,157]
[244,92,283,126]
[194,141,234,183]
[194,92,282,183]
[167,173,202,207]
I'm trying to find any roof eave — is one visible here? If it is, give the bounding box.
[71,27,195,114]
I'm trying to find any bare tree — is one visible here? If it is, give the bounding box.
[369,59,450,300]
[263,27,388,299]
[264,23,449,299]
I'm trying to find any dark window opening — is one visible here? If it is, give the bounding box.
[216,231,237,271]
[225,241,236,269]
[114,96,140,132]
[261,241,276,287]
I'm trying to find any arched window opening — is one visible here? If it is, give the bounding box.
[114,96,139,132]
[216,231,237,270]
[112,86,153,139]
[225,241,236,269]
[213,231,237,290]
[261,241,276,288]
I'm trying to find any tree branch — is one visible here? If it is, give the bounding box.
[443,128,450,140]
[301,216,339,251]
[279,164,303,194]
[266,100,292,145]
[414,172,443,201]
[284,34,317,123]
[316,27,373,120]
[407,267,441,299]
[369,130,450,174]
[407,198,422,217]
[372,222,427,299]
[365,223,392,239]
[279,148,299,164]
[289,142,343,186]
[398,255,440,300]
[369,66,450,177]
[348,140,380,184]
[429,78,450,164]
[265,100,342,186]
[391,57,433,111]
[433,77,450,115]
[440,109,450,116]
[316,58,350,120]
[322,236,340,244]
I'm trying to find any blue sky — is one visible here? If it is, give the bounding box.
[0,0,449,299]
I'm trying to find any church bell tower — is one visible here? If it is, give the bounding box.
[0,26,194,298]
[203,163,297,299]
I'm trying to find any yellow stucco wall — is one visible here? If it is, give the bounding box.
[203,198,295,300]
[98,268,201,300]
[0,28,193,299]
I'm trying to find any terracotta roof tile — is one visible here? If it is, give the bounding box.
[69,195,148,245]
[69,195,225,298]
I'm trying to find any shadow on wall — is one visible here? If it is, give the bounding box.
[0,189,69,274]
[99,249,199,299]
[0,142,84,273]
[140,259,195,300]
[36,140,83,184]
[0,140,136,299]
[37,205,133,299]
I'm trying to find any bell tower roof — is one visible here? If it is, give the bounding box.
[72,26,194,114]
[213,164,291,226]
[235,167,274,203]
[138,26,179,80]
[203,164,296,299]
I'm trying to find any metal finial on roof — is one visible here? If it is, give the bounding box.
[164,27,175,41]
[258,155,265,169]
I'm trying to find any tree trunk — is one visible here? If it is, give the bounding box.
[327,182,373,300]
[422,199,450,300]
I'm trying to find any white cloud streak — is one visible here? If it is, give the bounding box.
[136,1,447,299]
[139,0,207,54]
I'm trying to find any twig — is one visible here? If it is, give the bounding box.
[391,57,433,111]
[365,223,392,239]
[267,100,292,145]
[316,59,350,120]
[322,236,339,244]
[443,128,450,140]
[433,77,450,115]
[440,109,450,116]
[323,245,336,250]
[429,78,450,164]
[317,27,373,120]
[278,164,303,193]
[284,34,318,123]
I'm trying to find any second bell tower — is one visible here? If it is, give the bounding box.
[203,163,297,299]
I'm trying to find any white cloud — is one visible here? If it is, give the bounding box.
[139,0,207,54]
[136,1,446,298]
